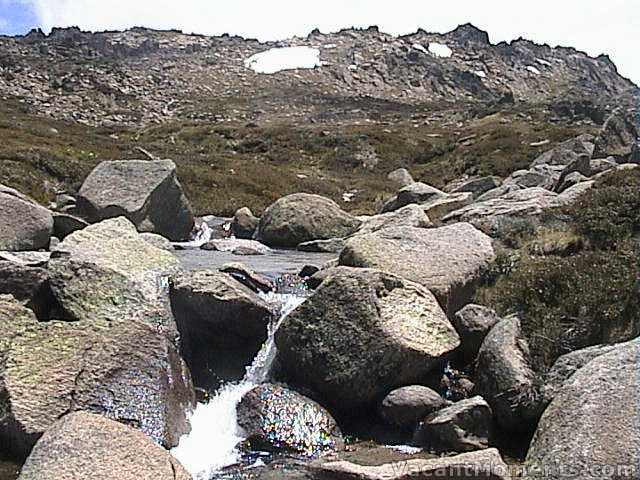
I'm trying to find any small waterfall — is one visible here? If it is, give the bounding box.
[171,288,308,480]
[174,221,215,249]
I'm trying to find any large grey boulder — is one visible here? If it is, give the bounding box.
[381,182,446,213]
[257,193,361,248]
[48,217,179,325]
[387,168,415,188]
[450,176,502,199]
[275,268,460,411]
[414,396,493,452]
[526,339,640,480]
[170,270,274,388]
[593,110,639,161]
[474,317,542,432]
[379,386,447,428]
[453,304,501,363]
[0,296,194,459]
[356,204,432,235]
[76,159,194,241]
[421,192,474,223]
[237,384,343,455]
[313,449,510,480]
[541,343,618,405]
[0,185,53,251]
[339,224,494,314]
[18,412,190,480]
[231,207,259,239]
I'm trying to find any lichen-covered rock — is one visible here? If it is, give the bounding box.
[0,296,194,459]
[339,224,494,315]
[257,193,361,248]
[357,204,432,235]
[379,386,447,428]
[0,261,58,320]
[526,339,640,480]
[474,317,542,432]
[18,412,190,480]
[414,396,492,452]
[139,232,174,251]
[421,192,474,223]
[75,159,194,241]
[237,384,343,456]
[275,267,459,411]
[0,185,53,252]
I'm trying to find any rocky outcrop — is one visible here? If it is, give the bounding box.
[339,224,494,314]
[356,204,432,235]
[170,270,274,388]
[313,449,510,480]
[474,317,542,432]
[0,185,53,251]
[237,384,343,455]
[257,193,361,248]
[381,182,446,213]
[415,396,492,452]
[231,207,259,239]
[0,296,194,459]
[526,339,640,480]
[449,176,502,199]
[452,304,501,363]
[275,268,459,411]
[593,110,639,161]
[75,159,194,241]
[379,386,447,428]
[17,412,190,480]
[421,192,474,223]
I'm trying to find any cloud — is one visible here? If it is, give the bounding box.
[23,0,640,85]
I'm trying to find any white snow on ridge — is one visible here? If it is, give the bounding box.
[245,46,322,74]
[536,58,552,67]
[526,65,542,75]
[412,43,428,54]
[473,70,487,78]
[428,42,453,58]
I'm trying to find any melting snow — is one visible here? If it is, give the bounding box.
[473,70,487,78]
[245,46,322,74]
[412,43,428,54]
[526,65,541,75]
[428,42,453,58]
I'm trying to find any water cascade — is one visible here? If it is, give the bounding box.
[171,288,308,480]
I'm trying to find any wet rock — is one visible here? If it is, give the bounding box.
[357,204,432,235]
[139,232,174,251]
[51,213,88,240]
[297,238,346,253]
[340,224,494,315]
[75,159,195,241]
[237,384,343,455]
[232,207,259,239]
[474,317,542,432]
[0,185,53,251]
[0,296,194,459]
[313,448,510,480]
[276,267,459,411]
[379,386,447,428]
[387,168,415,188]
[18,412,190,480]
[220,262,275,294]
[452,304,501,363]
[526,339,640,480]
[450,176,502,199]
[415,396,492,452]
[593,110,639,161]
[201,238,271,254]
[381,182,446,213]
[541,343,618,405]
[48,217,179,325]
[0,261,58,320]
[257,193,361,248]
[169,270,273,388]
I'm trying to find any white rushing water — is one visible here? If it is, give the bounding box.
[171,291,308,480]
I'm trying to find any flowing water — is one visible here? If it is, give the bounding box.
[171,289,309,480]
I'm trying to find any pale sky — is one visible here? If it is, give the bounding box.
[1,0,639,85]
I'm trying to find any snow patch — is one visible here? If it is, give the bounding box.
[526,65,541,75]
[428,42,453,58]
[348,64,358,71]
[536,58,552,67]
[473,70,487,78]
[323,44,337,49]
[412,43,428,54]
[245,46,322,74]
